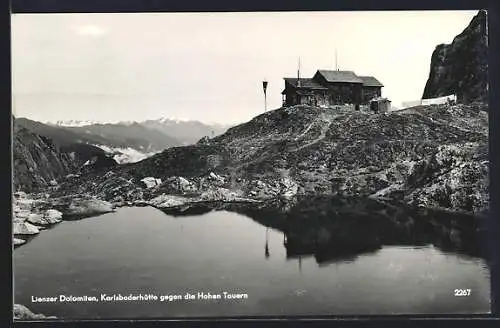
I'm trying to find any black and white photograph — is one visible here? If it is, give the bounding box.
[12,10,490,319]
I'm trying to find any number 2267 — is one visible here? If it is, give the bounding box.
[454,289,471,296]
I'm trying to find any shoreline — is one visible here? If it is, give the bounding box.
[12,187,483,250]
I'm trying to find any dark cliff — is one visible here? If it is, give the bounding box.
[422,10,488,104]
[13,123,77,192]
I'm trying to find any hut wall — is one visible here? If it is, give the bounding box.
[284,88,298,106]
[324,83,362,105]
[314,92,329,108]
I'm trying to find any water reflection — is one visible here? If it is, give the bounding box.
[160,196,487,266]
[265,228,270,259]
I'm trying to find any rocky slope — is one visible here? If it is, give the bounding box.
[50,103,489,215]
[422,10,488,103]
[13,123,77,193]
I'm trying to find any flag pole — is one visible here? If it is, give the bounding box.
[262,80,268,112]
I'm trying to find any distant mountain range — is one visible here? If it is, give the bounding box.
[139,118,230,145]
[16,117,232,164]
[47,118,231,146]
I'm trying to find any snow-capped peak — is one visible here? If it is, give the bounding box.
[48,119,102,127]
[158,117,193,124]
[116,120,136,126]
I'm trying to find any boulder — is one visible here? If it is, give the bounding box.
[13,209,31,220]
[178,177,191,189]
[208,172,225,183]
[13,238,26,246]
[25,213,45,225]
[141,177,162,189]
[15,198,35,211]
[13,304,56,320]
[26,210,63,225]
[45,209,63,221]
[176,177,198,193]
[13,221,40,235]
[66,198,114,217]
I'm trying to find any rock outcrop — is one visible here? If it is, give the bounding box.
[13,221,40,235]
[422,10,488,104]
[13,123,77,193]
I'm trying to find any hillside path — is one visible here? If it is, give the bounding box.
[293,117,335,152]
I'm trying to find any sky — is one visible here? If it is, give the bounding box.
[11,10,479,125]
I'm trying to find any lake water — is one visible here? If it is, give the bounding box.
[13,198,491,319]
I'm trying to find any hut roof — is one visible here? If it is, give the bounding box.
[316,70,364,84]
[359,76,384,87]
[284,78,328,90]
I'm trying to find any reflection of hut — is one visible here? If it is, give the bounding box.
[370,97,391,113]
[265,228,270,259]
